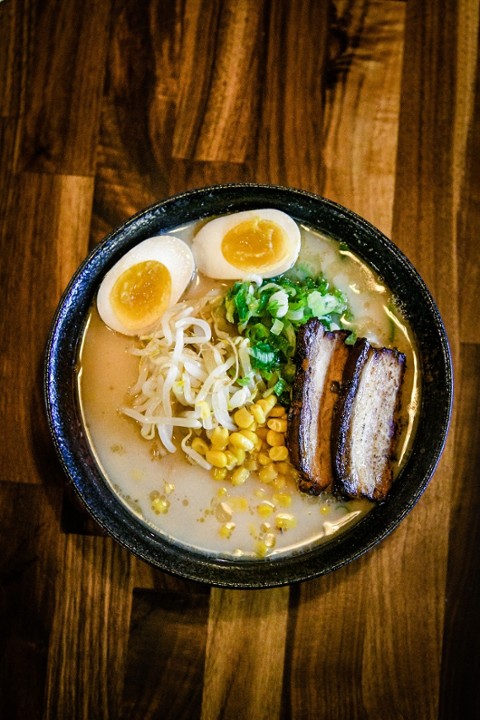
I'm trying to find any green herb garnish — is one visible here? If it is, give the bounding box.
[225,274,350,402]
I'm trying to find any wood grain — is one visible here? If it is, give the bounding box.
[201,588,289,720]
[1,0,480,717]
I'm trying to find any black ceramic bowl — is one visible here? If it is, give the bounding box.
[44,183,453,588]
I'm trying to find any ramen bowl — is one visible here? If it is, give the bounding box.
[44,184,453,588]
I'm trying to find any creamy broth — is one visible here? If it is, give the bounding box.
[77,221,420,559]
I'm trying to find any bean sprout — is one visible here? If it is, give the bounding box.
[121,291,265,457]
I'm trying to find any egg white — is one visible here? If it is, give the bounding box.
[97,235,195,335]
[191,209,301,279]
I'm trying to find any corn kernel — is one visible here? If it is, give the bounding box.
[257,452,271,466]
[273,492,292,507]
[151,495,170,514]
[210,426,229,449]
[266,429,285,447]
[234,406,255,429]
[250,403,266,425]
[231,496,249,512]
[275,513,297,531]
[215,501,233,522]
[240,428,259,444]
[245,459,259,471]
[225,450,239,470]
[212,467,227,481]
[256,427,269,440]
[257,500,275,517]
[258,395,277,416]
[230,447,246,464]
[276,461,292,474]
[229,432,255,451]
[191,437,209,455]
[206,449,228,468]
[231,467,250,486]
[219,522,236,539]
[272,474,287,490]
[267,417,288,433]
[269,445,289,462]
[258,464,278,484]
[269,405,287,417]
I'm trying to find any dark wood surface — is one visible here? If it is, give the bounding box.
[1,1,479,718]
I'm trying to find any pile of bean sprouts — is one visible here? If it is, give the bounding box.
[121,290,266,468]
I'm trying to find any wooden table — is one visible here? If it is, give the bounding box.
[1,1,478,718]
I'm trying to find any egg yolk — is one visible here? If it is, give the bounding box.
[110,260,172,330]
[221,218,288,272]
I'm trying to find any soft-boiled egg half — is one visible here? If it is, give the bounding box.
[191,209,301,279]
[97,236,195,335]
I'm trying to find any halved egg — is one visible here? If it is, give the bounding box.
[97,235,195,335]
[191,209,301,279]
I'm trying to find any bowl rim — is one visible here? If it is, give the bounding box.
[44,182,454,588]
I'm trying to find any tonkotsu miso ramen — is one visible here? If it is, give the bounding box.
[78,209,420,559]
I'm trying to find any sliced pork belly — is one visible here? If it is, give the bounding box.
[287,319,351,495]
[332,339,406,501]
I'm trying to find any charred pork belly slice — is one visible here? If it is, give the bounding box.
[287,319,351,495]
[332,339,406,501]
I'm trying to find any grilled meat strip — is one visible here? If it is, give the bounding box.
[287,319,351,495]
[332,338,406,501]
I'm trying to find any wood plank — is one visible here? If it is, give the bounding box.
[91,0,179,244]
[172,0,264,163]
[0,0,29,118]
[255,0,329,191]
[201,588,289,720]
[43,535,134,720]
[0,172,93,482]
[439,344,480,718]
[16,0,112,175]
[458,10,480,344]
[0,482,61,720]
[322,0,405,236]
[121,588,210,720]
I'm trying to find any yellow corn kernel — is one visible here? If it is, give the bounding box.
[191,436,209,455]
[234,407,255,429]
[229,432,255,451]
[269,405,287,417]
[266,429,285,447]
[151,495,170,514]
[250,403,266,425]
[267,417,288,433]
[276,461,292,474]
[275,513,297,531]
[231,467,250,486]
[230,447,246,465]
[255,533,276,557]
[257,452,271,466]
[257,395,277,416]
[273,492,292,508]
[210,426,229,449]
[240,429,262,450]
[245,459,259,472]
[206,449,228,468]
[257,500,275,517]
[269,445,289,462]
[256,427,269,440]
[272,474,287,490]
[231,496,249,512]
[225,450,239,470]
[212,467,228,481]
[258,464,278,484]
[219,522,236,539]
